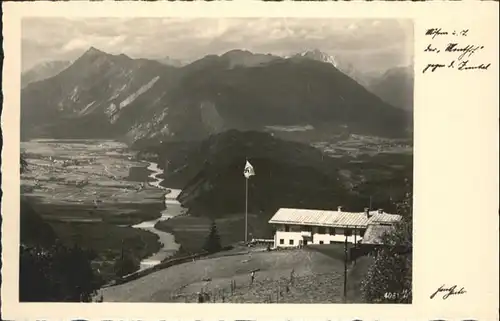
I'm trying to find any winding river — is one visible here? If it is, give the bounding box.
[20,139,184,272]
[132,162,185,270]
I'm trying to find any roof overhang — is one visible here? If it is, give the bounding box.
[268,220,371,229]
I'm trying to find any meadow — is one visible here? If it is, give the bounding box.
[101,245,372,303]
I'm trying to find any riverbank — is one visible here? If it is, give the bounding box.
[130,161,186,270]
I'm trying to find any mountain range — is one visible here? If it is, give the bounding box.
[286,49,413,109]
[366,65,414,111]
[156,56,187,67]
[287,50,414,110]
[23,50,413,110]
[21,47,412,143]
[21,60,72,88]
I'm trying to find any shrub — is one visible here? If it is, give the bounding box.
[360,191,412,303]
[20,243,103,302]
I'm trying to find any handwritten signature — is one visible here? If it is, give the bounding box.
[430,284,467,299]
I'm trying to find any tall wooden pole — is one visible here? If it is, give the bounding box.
[121,239,124,277]
[343,235,348,302]
[245,177,248,243]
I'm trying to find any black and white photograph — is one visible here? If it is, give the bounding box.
[19,17,414,304]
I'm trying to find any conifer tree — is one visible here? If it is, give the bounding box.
[113,253,139,278]
[203,220,222,253]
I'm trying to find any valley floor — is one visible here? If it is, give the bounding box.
[20,139,172,282]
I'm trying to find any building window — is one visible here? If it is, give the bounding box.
[280,239,284,245]
[331,228,336,235]
[345,229,352,236]
[303,225,312,232]
[318,227,325,234]
[284,225,290,232]
[304,240,308,245]
[319,241,324,245]
[289,239,294,245]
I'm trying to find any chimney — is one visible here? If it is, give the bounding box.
[378,208,384,214]
[337,206,343,213]
[364,207,371,219]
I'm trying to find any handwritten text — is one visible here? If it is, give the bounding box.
[422,28,491,74]
[430,284,467,300]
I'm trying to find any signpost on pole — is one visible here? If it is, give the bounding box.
[245,176,248,243]
[243,159,255,243]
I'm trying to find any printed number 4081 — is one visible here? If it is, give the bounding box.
[384,290,410,300]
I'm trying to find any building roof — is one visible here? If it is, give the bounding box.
[268,207,401,228]
[361,224,395,245]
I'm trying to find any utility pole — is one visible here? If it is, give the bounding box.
[343,235,348,302]
[245,175,248,243]
[120,239,125,277]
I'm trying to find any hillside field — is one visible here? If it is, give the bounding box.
[100,245,371,303]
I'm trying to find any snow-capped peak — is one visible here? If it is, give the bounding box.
[291,49,339,68]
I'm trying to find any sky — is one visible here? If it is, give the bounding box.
[22,18,413,72]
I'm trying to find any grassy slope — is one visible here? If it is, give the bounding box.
[102,248,341,302]
[346,255,375,303]
[101,246,371,303]
[307,243,375,302]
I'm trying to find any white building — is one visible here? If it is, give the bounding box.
[268,206,402,248]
